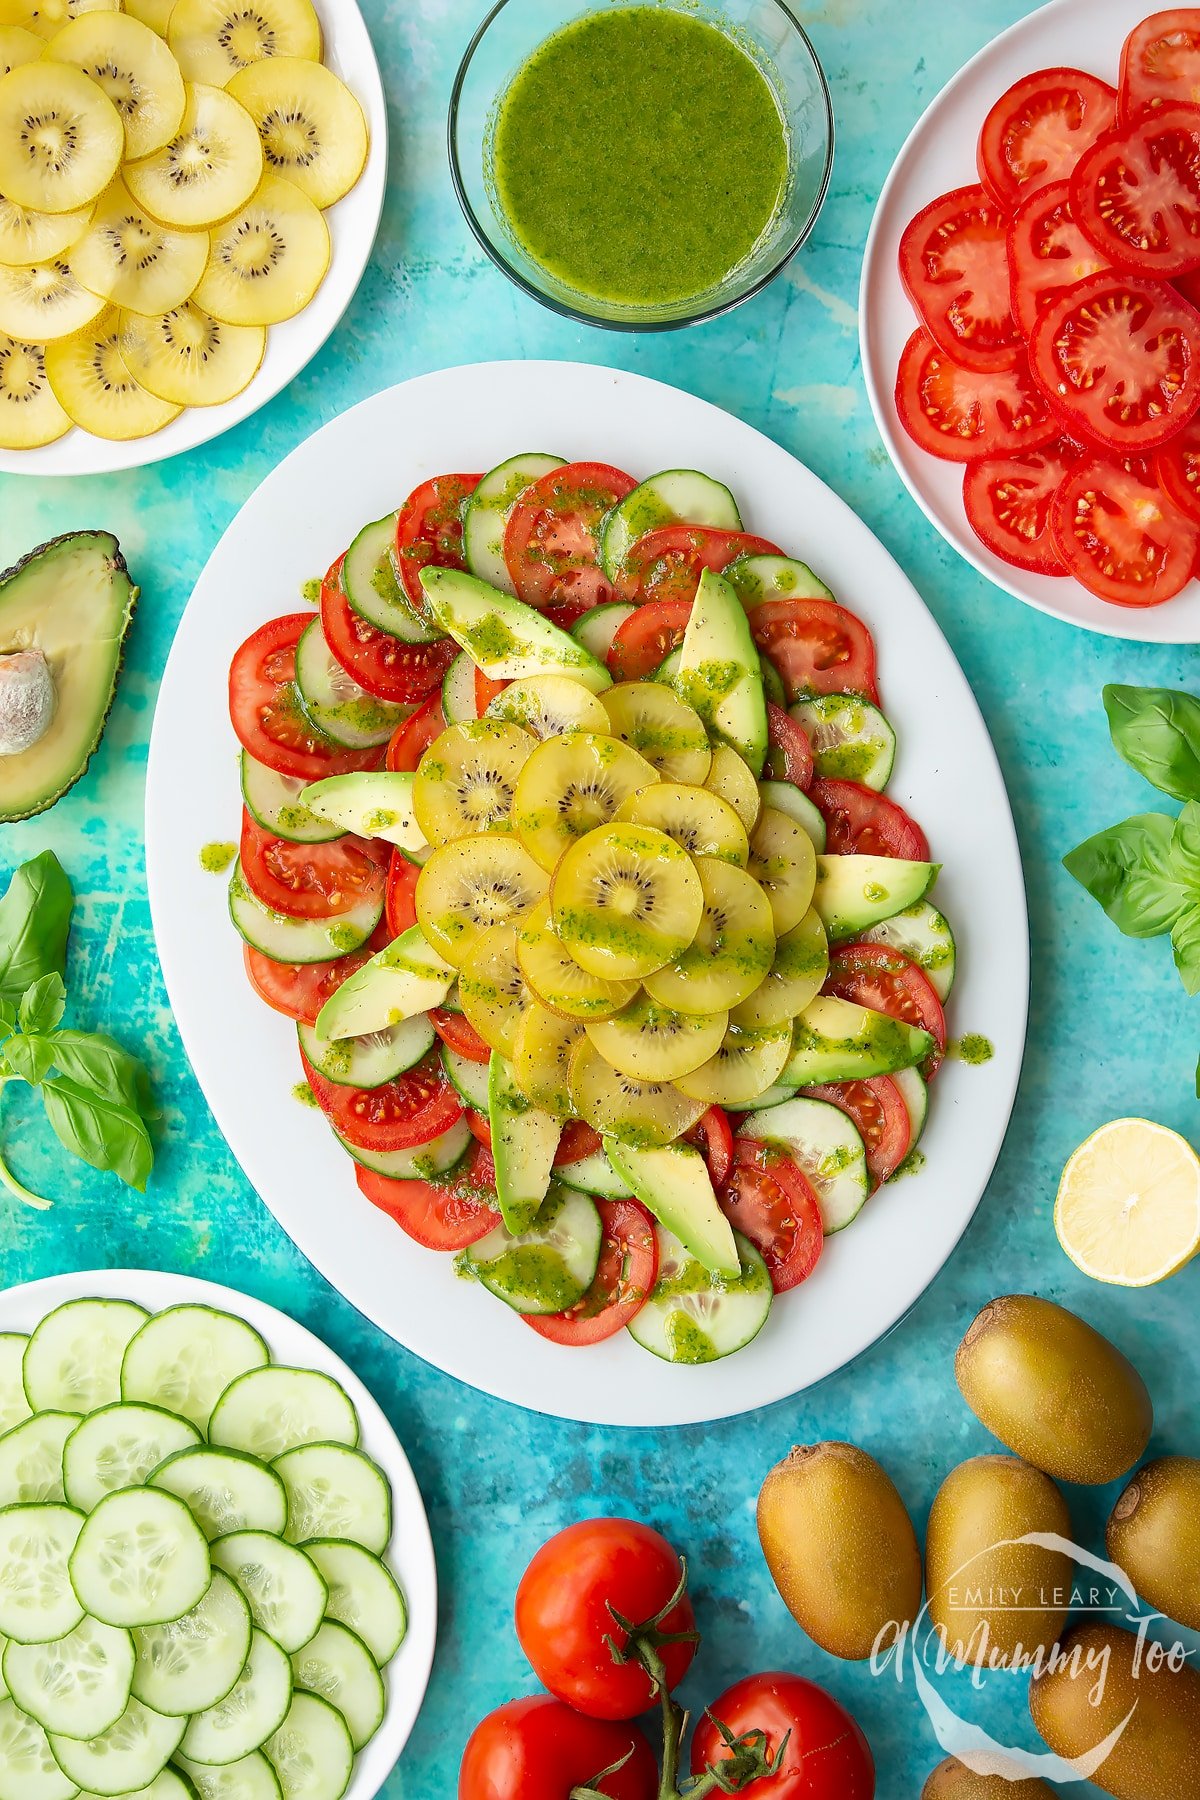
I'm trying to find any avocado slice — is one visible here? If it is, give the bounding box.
[675,567,767,775]
[420,567,612,693]
[812,854,938,939]
[604,1139,739,1278]
[781,996,933,1086]
[488,1053,561,1235]
[315,925,454,1041]
[0,531,137,822]
[300,771,426,855]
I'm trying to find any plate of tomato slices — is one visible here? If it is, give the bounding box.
[861,0,1200,639]
[145,360,1027,1427]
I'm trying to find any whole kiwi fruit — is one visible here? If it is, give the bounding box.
[923,1757,1054,1799]
[1107,1455,1200,1630]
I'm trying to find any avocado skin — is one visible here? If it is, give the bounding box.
[0,529,138,822]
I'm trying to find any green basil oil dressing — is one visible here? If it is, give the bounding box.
[199,841,236,874]
[951,1033,995,1065]
[491,7,790,307]
[300,578,322,604]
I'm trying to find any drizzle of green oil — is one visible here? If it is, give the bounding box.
[292,1081,318,1108]
[889,1146,927,1181]
[301,578,322,604]
[199,841,236,874]
[951,1033,995,1065]
[477,1245,580,1311]
[665,1311,718,1364]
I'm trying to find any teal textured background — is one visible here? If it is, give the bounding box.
[1,1,1198,1793]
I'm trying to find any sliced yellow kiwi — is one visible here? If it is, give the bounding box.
[193,171,327,324]
[585,993,727,1084]
[0,256,104,340]
[118,299,264,404]
[6,1,121,43]
[169,0,321,88]
[45,304,181,438]
[674,1021,794,1107]
[122,0,176,35]
[516,899,639,1022]
[227,55,366,209]
[643,857,776,1014]
[124,82,263,229]
[0,23,42,72]
[705,742,760,831]
[568,1038,706,1149]
[0,61,123,212]
[458,923,529,1060]
[485,674,609,740]
[550,823,704,982]
[416,834,549,970]
[511,1003,583,1118]
[0,195,93,266]
[730,907,828,1029]
[600,681,712,784]
[412,718,532,848]
[617,780,748,867]
[0,331,70,446]
[71,179,208,312]
[45,12,186,157]
[748,804,816,935]
[512,731,656,873]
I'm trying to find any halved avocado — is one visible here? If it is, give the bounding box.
[0,531,137,822]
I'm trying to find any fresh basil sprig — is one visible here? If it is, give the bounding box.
[0,853,156,1209]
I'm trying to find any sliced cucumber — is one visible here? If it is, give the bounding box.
[601,469,742,579]
[859,899,956,1003]
[63,1404,202,1516]
[0,1504,84,1643]
[0,1695,78,1800]
[297,1014,434,1090]
[463,453,566,593]
[50,1695,185,1796]
[344,513,439,643]
[554,1149,632,1201]
[209,1372,359,1465]
[273,1446,390,1557]
[293,621,406,750]
[178,1630,292,1768]
[264,1690,352,1800]
[739,1096,870,1232]
[241,754,342,846]
[440,1043,489,1112]
[210,1533,328,1656]
[121,1307,270,1436]
[725,552,835,608]
[3,1614,133,1739]
[791,695,896,791]
[441,650,481,726]
[571,602,635,663]
[70,1489,211,1630]
[23,1299,149,1416]
[228,863,381,965]
[464,1189,602,1317]
[723,1083,798,1112]
[176,1747,284,1800]
[108,1768,196,1799]
[0,1340,29,1437]
[812,854,936,940]
[288,1622,382,1754]
[0,1412,79,1506]
[301,1542,405,1666]
[627,1227,772,1364]
[131,1570,252,1718]
[335,1115,471,1180]
[890,1066,929,1153]
[756,780,826,852]
[298,772,424,857]
[148,1447,288,1542]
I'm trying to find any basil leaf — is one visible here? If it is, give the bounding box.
[1063,813,1196,937]
[0,852,73,1004]
[39,1074,153,1192]
[18,972,66,1037]
[4,1034,55,1086]
[49,1030,156,1116]
[1104,685,1200,802]
[1173,906,1200,996]
[0,998,15,1035]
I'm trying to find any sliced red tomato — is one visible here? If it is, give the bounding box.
[898,184,1022,372]
[1072,108,1200,277]
[428,1006,491,1063]
[503,462,636,613]
[614,525,784,607]
[962,438,1080,575]
[465,1109,491,1148]
[386,693,445,771]
[765,702,814,787]
[721,1140,823,1293]
[385,850,419,936]
[1050,452,1200,605]
[1175,265,1200,307]
[978,68,1116,212]
[1007,180,1110,337]
[1120,10,1200,118]
[543,600,592,630]
[825,942,947,1077]
[803,1077,912,1189]
[356,1148,500,1251]
[239,813,388,920]
[749,599,880,705]
[392,473,480,612]
[686,1106,734,1188]
[555,1120,603,1165]
[606,599,693,682]
[474,667,509,712]
[810,778,930,859]
[895,328,1056,464]
[1154,417,1200,522]
[242,920,389,1026]
[526,1199,658,1347]
[1029,271,1200,452]
[321,571,457,704]
[302,1049,464,1153]
[229,614,380,782]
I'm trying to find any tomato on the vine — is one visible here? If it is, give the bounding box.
[459,1696,657,1800]
[691,1672,875,1799]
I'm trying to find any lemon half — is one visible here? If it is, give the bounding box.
[1055,1117,1200,1287]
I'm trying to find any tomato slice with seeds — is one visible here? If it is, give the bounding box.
[810,778,930,859]
[614,525,783,606]
[803,1077,912,1189]
[428,1006,491,1063]
[302,1048,464,1153]
[503,461,636,613]
[1007,180,1110,338]
[824,942,946,1077]
[607,599,693,682]
[239,812,388,920]
[526,1198,658,1346]
[229,614,381,782]
[356,1146,500,1251]
[1120,10,1200,118]
[386,692,446,772]
[898,184,1022,372]
[978,68,1116,212]
[384,850,419,937]
[721,1139,823,1293]
[962,438,1080,575]
[321,566,458,704]
[1049,452,1199,605]
[895,328,1057,464]
[1153,418,1200,523]
[1071,107,1200,278]
[393,473,480,612]
[765,702,814,787]
[556,1120,603,1165]
[749,599,880,705]
[242,917,391,1026]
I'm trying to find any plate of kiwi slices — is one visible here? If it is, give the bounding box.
[145,360,1029,1427]
[0,0,385,474]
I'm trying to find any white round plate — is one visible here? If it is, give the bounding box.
[0,1267,436,1797]
[860,0,1200,643]
[0,0,386,478]
[145,360,1029,1428]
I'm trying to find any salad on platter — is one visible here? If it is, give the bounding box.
[224,456,956,1367]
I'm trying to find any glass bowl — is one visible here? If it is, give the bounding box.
[449,0,835,331]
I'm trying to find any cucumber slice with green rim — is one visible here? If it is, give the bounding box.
[209,1372,359,1465]
[113,1769,199,1800]
[301,1542,405,1667]
[890,1067,929,1153]
[627,1227,772,1364]
[23,1299,149,1416]
[0,1412,79,1506]
[0,1340,30,1436]
[554,1149,631,1201]
[228,864,381,965]
[70,1489,211,1630]
[739,1095,870,1232]
[463,453,567,593]
[723,1083,798,1112]
[0,1695,78,1800]
[50,1695,185,1796]
[210,1533,328,1656]
[3,1614,133,1739]
[571,602,635,663]
[859,899,956,1003]
[334,1114,472,1180]
[63,1404,202,1515]
[289,1623,382,1754]
[272,1446,390,1556]
[297,772,425,856]
[0,1639,7,1702]
[440,1043,489,1113]
[240,755,342,846]
[756,780,826,852]
[147,1448,288,1542]
[264,1691,353,1800]
[176,1748,283,1800]
[293,621,406,750]
[179,1631,293,1768]
[0,1504,84,1643]
[464,1189,602,1317]
[344,513,439,643]
[122,1307,270,1437]
[441,650,481,725]
[131,1570,251,1719]
[296,1014,434,1090]
[791,695,896,791]
[600,469,742,579]
[725,552,835,607]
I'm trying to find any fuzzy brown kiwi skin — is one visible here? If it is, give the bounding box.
[922,1757,1054,1800]
[1106,1456,1200,1631]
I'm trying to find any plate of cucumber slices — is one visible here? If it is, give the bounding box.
[0,1268,436,1799]
[145,360,1029,1427]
